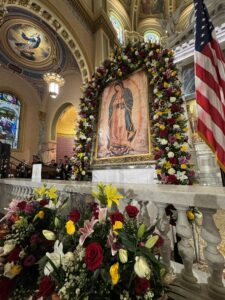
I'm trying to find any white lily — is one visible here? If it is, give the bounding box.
[44,240,64,275]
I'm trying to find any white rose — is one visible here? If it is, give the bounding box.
[81,171,86,175]
[168,168,176,175]
[173,124,180,129]
[153,88,158,94]
[153,114,159,120]
[42,230,56,241]
[134,256,151,279]
[165,57,169,63]
[122,55,128,60]
[119,249,128,264]
[1,240,16,256]
[170,97,176,103]
[167,152,174,158]
[160,139,168,145]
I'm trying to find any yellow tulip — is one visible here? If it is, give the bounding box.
[110,262,120,285]
[181,164,187,169]
[65,220,76,235]
[187,210,195,221]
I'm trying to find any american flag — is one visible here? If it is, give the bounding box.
[194,0,225,171]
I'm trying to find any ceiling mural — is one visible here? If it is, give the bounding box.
[140,0,164,15]
[7,23,52,64]
[1,18,55,70]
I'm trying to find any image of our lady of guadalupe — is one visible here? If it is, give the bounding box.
[108,81,136,156]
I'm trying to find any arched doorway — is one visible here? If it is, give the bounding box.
[55,104,77,162]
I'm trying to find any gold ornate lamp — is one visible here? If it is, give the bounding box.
[43,72,65,99]
[43,45,65,99]
[0,0,8,28]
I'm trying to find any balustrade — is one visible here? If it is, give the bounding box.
[0,178,225,300]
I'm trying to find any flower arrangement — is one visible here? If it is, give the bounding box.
[0,184,67,300]
[35,183,166,300]
[72,41,194,184]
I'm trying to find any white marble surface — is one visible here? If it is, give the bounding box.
[1,178,225,210]
[92,168,157,184]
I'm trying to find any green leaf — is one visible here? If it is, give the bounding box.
[137,223,145,239]
[119,230,136,252]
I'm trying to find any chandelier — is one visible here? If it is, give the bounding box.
[43,72,65,99]
[0,0,8,28]
[43,45,65,99]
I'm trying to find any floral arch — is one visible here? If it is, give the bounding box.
[72,42,194,185]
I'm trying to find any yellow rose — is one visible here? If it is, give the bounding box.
[181,164,187,169]
[35,210,44,220]
[113,221,123,235]
[176,133,182,140]
[183,127,188,132]
[110,262,120,285]
[156,169,161,175]
[159,124,165,130]
[181,146,188,152]
[163,82,169,88]
[65,220,76,235]
[187,210,195,221]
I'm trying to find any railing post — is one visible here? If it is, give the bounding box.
[156,203,172,272]
[175,205,199,290]
[201,208,225,300]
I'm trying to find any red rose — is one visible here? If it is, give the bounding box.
[85,242,103,271]
[134,277,150,295]
[36,276,55,298]
[0,278,13,300]
[110,211,124,225]
[17,201,27,210]
[125,205,139,218]
[7,246,21,262]
[69,210,80,222]
[39,199,49,207]
[30,234,42,246]
[159,129,169,138]
[169,157,177,164]
[167,175,178,184]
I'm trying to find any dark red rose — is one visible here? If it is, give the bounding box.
[69,210,80,222]
[134,277,150,295]
[169,157,177,164]
[17,201,27,210]
[110,211,124,225]
[39,199,49,207]
[159,129,169,138]
[7,246,21,262]
[85,242,103,271]
[0,278,13,300]
[36,276,55,298]
[167,118,176,125]
[125,205,139,218]
[30,234,42,246]
[23,255,36,267]
[171,104,180,113]
[167,175,178,184]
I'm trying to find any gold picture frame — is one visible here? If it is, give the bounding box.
[92,70,154,167]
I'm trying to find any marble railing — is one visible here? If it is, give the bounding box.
[0,178,225,300]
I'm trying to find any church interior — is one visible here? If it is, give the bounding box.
[0,0,225,299]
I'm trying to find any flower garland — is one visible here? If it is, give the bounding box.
[72,41,194,184]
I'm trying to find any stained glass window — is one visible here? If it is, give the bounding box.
[144,31,161,44]
[110,14,124,44]
[0,92,21,149]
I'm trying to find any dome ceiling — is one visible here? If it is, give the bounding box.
[0,7,79,96]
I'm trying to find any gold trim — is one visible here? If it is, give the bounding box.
[92,70,154,167]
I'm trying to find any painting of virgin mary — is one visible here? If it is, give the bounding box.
[108,82,136,155]
[96,70,150,161]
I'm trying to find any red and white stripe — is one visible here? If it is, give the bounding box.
[195,30,225,170]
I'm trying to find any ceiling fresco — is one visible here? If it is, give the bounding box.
[0,18,56,70]
[0,7,79,97]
